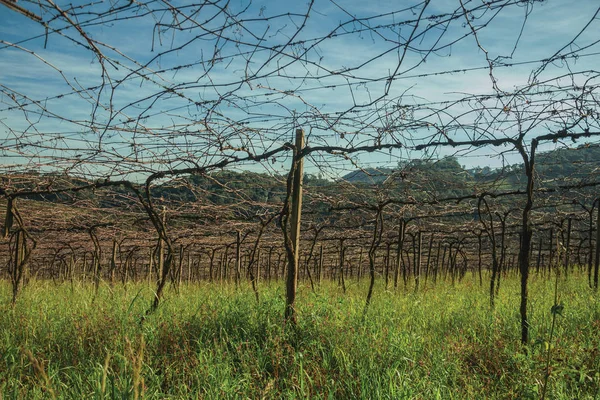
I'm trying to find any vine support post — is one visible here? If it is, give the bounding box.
[147,248,153,285]
[177,244,184,289]
[267,246,273,283]
[536,236,543,276]
[563,217,572,278]
[425,233,434,288]
[318,244,323,285]
[157,208,166,286]
[110,239,118,283]
[548,228,554,274]
[338,238,346,293]
[187,251,192,284]
[285,128,305,324]
[236,231,241,288]
[384,242,390,289]
[477,232,483,287]
[394,218,405,290]
[415,230,422,292]
[594,199,600,291]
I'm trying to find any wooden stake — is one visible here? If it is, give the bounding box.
[285,128,304,323]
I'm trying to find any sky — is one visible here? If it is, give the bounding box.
[1,0,600,181]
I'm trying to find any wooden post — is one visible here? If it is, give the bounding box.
[442,243,449,282]
[218,250,223,283]
[147,248,153,285]
[415,231,422,292]
[197,253,202,281]
[425,234,434,288]
[498,219,506,294]
[548,228,554,273]
[236,232,241,288]
[157,207,166,285]
[178,244,184,288]
[595,202,600,290]
[384,242,390,290]
[208,249,215,283]
[157,240,164,287]
[187,250,191,284]
[394,219,405,289]
[477,232,483,286]
[285,128,304,323]
[110,239,118,283]
[267,246,273,283]
[256,247,261,285]
[82,252,88,282]
[357,246,363,283]
[339,238,346,293]
[564,217,572,277]
[318,244,323,285]
[433,240,442,285]
[69,254,75,283]
[133,257,138,282]
[123,253,130,285]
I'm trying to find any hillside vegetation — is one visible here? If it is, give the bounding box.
[5,145,600,213]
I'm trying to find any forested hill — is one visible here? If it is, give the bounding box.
[343,144,600,191]
[4,145,600,209]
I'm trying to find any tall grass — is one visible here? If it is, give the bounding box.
[1,273,599,399]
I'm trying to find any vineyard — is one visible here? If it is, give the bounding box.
[1,0,600,398]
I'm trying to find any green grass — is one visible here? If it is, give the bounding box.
[1,273,599,399]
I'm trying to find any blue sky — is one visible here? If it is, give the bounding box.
[1,0,600,180]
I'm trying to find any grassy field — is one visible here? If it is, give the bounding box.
[1,273,599,399]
